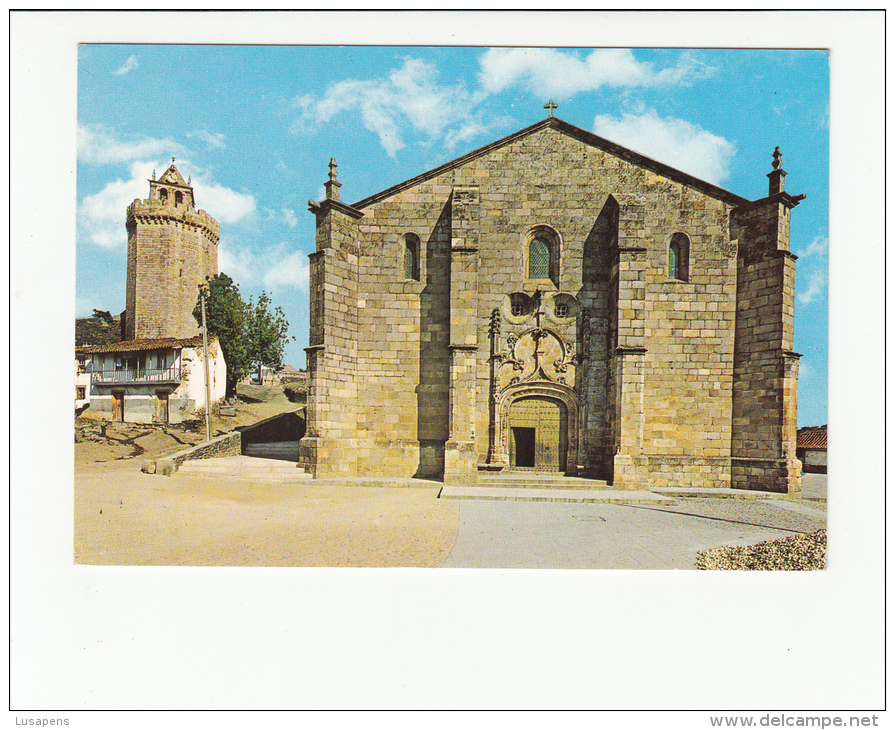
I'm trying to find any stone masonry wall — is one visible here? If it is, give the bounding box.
[125,197,218,341]
[637,186,738,489]
[335,124,741,484]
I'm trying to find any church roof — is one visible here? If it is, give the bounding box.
[351,116,751,210]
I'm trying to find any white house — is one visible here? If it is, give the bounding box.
[81,335,226,424]
[796,426,827,475]
[75,347,92,411]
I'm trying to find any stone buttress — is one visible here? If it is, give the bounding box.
[609,230,649,489]
[300,160,362,478]
[730,148,805,494]
[443,187,481,485]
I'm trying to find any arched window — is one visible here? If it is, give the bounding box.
[524,225,560,286]
[175,191,183,206]
[669,233,690,281]
[528,238,550,279]
[159,188,168,204]
[404,233,420,281]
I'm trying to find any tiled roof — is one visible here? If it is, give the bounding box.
[82,336,205,354]
[797,427,827,450]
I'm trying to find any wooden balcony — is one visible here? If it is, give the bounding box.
[92,367,182,385]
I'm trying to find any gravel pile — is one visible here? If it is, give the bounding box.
[696,529,826,571]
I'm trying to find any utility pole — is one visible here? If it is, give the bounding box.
[200,285,212,443]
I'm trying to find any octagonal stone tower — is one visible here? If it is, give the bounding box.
[124,163,220,340]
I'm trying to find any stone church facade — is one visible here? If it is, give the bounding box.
[299,116,804,494]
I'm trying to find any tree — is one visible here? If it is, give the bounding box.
[194,274,294,397]
[92,309,115,325]
[246,291,294,382]
[194,273,251,398]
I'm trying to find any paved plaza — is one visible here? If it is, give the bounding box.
[442,489,826,569]
[75,449,826,569]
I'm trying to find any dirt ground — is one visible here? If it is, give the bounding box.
[74,385,459,567]
[74,383,303,465]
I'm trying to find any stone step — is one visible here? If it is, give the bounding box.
[312,477,444,489]
[477,472,610,490]
[650,487,796,500]
[440,485,677,505]
[176,455,311,480]
[243,441,301,461]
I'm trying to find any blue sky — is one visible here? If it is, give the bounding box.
[76,45,829,426]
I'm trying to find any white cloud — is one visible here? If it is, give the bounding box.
[282,209,298,228]
[292,51,715,158]
[263,249,309,291]
[797,267,828,306]
[793,236,828,306]
[218,239,308,293]
[444,118,502,152]
[114,55,138,76]
[188,129,226,150]
[591,108,736,184]
[78,124,180,164]
[478,48,711,98]
[190,175,256,223]
[79,158,256,248]
[217,239,257,285]
[797,235,829,259]
[79,160,157,248]
[292,57,487,157]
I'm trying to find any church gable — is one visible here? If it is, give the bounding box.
[351,117,748,212]
[157,164,188,188]
[353,119,738,299]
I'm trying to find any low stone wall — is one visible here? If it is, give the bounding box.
[142,431,241,476]
[83,394,196,424]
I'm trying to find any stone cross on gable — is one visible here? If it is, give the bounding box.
[544,100,558,117]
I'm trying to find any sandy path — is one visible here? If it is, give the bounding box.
[75,460,459,567]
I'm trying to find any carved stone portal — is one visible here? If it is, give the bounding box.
[488,292,582,472]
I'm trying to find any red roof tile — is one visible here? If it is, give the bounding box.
[797,427,827,450]
[82,336,205,354]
